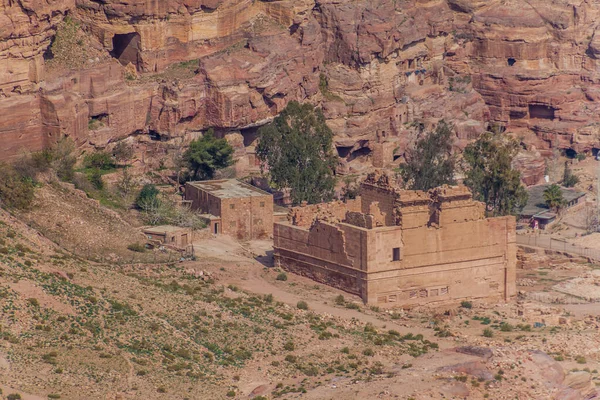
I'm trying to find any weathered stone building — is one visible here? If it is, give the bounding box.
[185,179,273,240]
[143,225,192,249]
[274,172,517,307]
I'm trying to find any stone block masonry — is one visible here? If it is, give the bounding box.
[185,179,273,240]
[273,171,516,307]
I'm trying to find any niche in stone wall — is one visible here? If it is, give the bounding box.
[507,58,516,66]
[111,32,141,69]
[529,104,556,120]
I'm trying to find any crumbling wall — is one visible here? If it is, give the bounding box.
[275,171,516,307]
[288,198,361,227]
[360,172,398,226]
[273,221,369,297]
[429,185,485,227]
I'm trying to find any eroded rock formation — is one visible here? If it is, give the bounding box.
[2,0,600,184]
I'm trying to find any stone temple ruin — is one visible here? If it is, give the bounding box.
[273,171,517,307]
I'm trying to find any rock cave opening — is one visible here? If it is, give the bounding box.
[111,32,141,69]
[336,146,353,158]
[565,148,577,159]
[240,126,259,147]
[593,148,600,157]
[88,113,108,130]
[347,147,371,162]
[507,58,516,67]
[529,104,556,120]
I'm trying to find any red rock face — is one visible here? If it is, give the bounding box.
[1,0,599,184]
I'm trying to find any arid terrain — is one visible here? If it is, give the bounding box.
[0,182,598,399]
[4,0,600,399]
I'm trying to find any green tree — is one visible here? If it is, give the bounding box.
[463,133,528,216]
[183,129,234,180]
[256,101,337,205]
[562,161,579,188]
[543,184,565,212]
[400,120,456,191]
[83,151,114,170]
[136,184,160,210]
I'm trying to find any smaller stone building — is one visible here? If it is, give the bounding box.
[185,179,273,240]
[143,225,192,249]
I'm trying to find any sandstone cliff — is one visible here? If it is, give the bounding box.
[2,0,600,183]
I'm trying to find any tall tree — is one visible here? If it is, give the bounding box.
[543,184,565,212]
[562,161,579,188]
[256,101,337,205]
[400,120,456,191]
[463,132,528,216]
[184,129,234,180]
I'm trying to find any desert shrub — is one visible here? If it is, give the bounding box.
[83,151,114,170]
[226,391,236,397]
[283,341,295,351]
[127,243,146,253]
[334,294,345,305]
[297,301,308,310]
[483,328,494,338]
[363,348,374,356]
[48,394,61,399]
[7,394,22,400]
[276,272,288,281]
[500,323,513,332]
[47,17,88,69]
[88,169,104,190]
[576,356,587,364]
[27,298,40,307]
[284,355,297,363]
[0,164,35,210]
[460,301,472,309]
[112,141,134,163]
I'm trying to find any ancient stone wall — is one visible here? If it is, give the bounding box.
[220,195,273,240]
[274,174,517,307]
[274,221,369,297]
[288,198,361,228]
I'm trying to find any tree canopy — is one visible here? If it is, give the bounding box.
[543,184,565,212]
[183,129,234,180]
[256,101,337,205]
[463,132,528,216]
[400,120,456,191]
[562,161,579,188]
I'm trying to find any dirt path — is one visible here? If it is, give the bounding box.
[231,265,442,343]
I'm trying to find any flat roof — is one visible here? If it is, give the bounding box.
[187,179,271,199]
[143,225,188,234]
[520,184,586,217]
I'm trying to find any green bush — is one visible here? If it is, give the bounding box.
[334,294,345,305]
[276,272,288,281]
[500,323,513,332]
[483,328,494,338]
[88,169,104,190]
[296,301,308,310]
[83,151,114,170]
[136,184,160,209]
[363,348,374,356]
[283,341,295,351]
[460,301,472,309]
[27,298,40,307]
[112,141,134,163]
[7,394,22,400]
[127,243,146,253]
[0,164,35,210]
